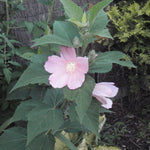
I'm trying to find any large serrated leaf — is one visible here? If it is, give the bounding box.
[88,0,112,24]
[68,100,100,136]
[89,10,112,38]
[33,21,80,47]
[89,51,136,73]
[12,100,41,122]
[0,127,26,150]
[26,132,55,150]
[82,99,100,136]
[43,88,64,108]
[27,105,64,145]
[10,54,50,92]
[60,0,83,22]
[63,76,95,122]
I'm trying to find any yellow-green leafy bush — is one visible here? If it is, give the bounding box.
[106,0,150,94]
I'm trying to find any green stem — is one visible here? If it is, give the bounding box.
[5,0,9,35]
[81,40,89,56]
[47,0,55,24]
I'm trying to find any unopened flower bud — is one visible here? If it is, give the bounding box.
[88,50,98,64]
[73,36,80,48]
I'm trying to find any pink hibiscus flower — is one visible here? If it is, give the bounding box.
[92,82,119,109]
[44,46,89,89]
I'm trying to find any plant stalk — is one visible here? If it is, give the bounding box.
[47,0,55,24]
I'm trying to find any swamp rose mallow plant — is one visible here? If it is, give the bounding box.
[44,46,88,89]
[92,82,119,109]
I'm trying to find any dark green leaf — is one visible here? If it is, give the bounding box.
[89,51,136,73]
[0,127,26,150]
[7,86,37,101]
[12,100,41,121]
[26,132,55,150]
[10,56,49,92]
[63,76,95,122]
[43,88,64,108]
[82,99,100,136]
[3,68,12,84]
[27,105,64,145]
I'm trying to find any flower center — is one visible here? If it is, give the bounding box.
[66,62,76,73]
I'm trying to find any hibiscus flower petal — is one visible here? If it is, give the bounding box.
[44,56,65,73]
[94,95,113,109]
[92,82,118,98]
[76,57,89,73]
[67,71,85,89]
[60,46,76,61]
[49,71,69,88]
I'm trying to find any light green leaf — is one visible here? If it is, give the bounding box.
[55,132,77,150]
[33,21,80,47]
[89,10,112,38]
[89,51,136,73]
[63,76,95,122]
[0,127,26,150]
[60,0,83,22]
[88,0,112,24]
[27,105,64,145]
[26,132,55,150]
[25,21,34,33]
[43,88,64,108]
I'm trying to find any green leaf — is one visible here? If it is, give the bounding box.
[63,76,95,122]
[88,0,112,24]
[12,100,41,121]
[24,21,34,33]
[64,120,86,133]
[60,0,83,21]
[0,127,26,150]
[43,88,64,108]
[3,68,12,84]
[0,118,13,133]
[89,51,136,73]
[68,100,100,136]
[89,10,112,38]
[82,99,100,136]
[33,21,80,47]
[27,105,64,145]
[15,46,36,60]
[10,54,50,92]
[55,132,77,150]
[0,100,41,133]
[26,132,55,150]
[8,61,22,67]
